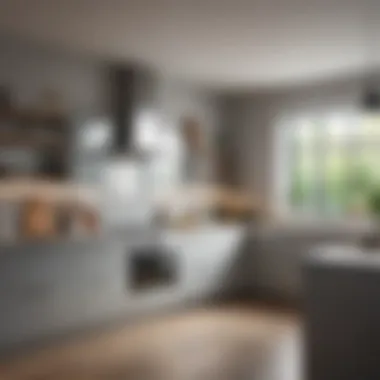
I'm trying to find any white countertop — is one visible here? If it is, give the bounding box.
[310,244,380,269]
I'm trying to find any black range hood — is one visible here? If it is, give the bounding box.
[109,64,158,157]
[362,87,380,111]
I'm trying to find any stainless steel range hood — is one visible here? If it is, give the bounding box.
[109,63,159,159]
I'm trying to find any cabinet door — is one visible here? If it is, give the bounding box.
[163,228,243,300]
[161,233,194,299]
[0,241,127,348]
[192,233,241,297]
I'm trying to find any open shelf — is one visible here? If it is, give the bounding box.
[0,130,68,150]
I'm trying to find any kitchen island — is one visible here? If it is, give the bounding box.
[305,244,380,380]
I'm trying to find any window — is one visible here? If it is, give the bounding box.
[281,113,380,218]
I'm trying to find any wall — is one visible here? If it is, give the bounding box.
[160,80,219,184]
[219,77,365,211]
[0,36,219,231]
[0,36,106,113]
[219,76,371,299]
[0,35,218,172]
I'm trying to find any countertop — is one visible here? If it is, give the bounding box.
[309,243,380,269]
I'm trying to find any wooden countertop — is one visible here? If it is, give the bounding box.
[0,179,99,205]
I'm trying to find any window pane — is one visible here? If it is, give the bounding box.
[289,120,317,213]
[361,114,380,137]
[344,144,380,216]
[323,116,353,216]
[284,114,380,218]
[323,141,347,215]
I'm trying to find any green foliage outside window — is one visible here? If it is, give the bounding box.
[288,115,380,217]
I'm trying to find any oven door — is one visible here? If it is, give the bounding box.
[128,245,178,292]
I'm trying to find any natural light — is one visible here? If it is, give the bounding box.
[281,113,380,219]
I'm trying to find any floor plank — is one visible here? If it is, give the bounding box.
[0,305,301,380]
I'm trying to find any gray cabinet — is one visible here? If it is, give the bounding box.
[0,226,245,351]
[0,240,128,350]
[305,247,380,380]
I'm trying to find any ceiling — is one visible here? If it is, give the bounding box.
[0,0,378,89]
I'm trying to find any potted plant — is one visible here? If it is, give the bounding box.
[368,186,380,218]
[363,185,380,248]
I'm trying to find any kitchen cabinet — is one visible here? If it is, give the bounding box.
[163,225,244,300]
[305,246,380,380]
[0,225,245,352]
[0,239,127,351]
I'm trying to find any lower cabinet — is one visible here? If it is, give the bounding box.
[0,226,245,352]
[0,240,127,351]
[163,225,244,300]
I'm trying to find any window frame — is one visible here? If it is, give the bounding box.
[274,111,379,222]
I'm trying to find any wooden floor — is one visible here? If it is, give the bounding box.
[0,305,302,380]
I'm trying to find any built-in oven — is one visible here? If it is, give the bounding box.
[128,244,178,292]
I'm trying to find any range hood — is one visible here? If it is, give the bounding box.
[362,87,380,111]
[109,63,159,158]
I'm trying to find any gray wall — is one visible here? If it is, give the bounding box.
[0,35,218,181]
[0,36,219,231]
[0,36,106,114]
[219,76,371,299]
[0,35,219,129]
[219,77,365,210]
[160,80,219,184]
